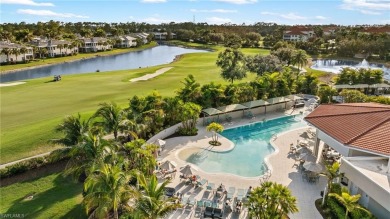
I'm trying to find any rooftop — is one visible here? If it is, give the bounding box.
[305,103,390,156]
[344,157,390,193]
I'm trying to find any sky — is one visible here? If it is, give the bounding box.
[0,0,389,25]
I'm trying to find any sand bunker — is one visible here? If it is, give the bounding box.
[0,82,26,87]
[130,67,173,82]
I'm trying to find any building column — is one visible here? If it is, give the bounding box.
[314,129,320,158]
[387,158,390,173]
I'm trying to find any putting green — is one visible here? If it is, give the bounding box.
[0,45,268,163]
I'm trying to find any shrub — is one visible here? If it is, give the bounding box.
[177,127,198,136]
[326,196,347,219]
[0,149,70,179]
[330,183,342,195]
[351,208,375,219]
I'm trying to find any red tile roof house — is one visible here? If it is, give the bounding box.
[283,26,314,42]
[304,103,390,219]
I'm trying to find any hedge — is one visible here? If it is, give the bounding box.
[0,149,69,179]
[327,196,348,219]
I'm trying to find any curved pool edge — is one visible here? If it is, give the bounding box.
[174,126,310,180]
[174,146,263,180]
[266,126,310,176]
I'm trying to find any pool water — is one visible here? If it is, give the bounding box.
[185,116,306,177]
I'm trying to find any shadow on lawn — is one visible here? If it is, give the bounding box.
[5,173,85,218]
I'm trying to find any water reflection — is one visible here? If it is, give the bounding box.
[0,45,208,83]
[311,59,390,81]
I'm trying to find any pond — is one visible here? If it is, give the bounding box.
[0,45,209,83]
[311,59,390,81]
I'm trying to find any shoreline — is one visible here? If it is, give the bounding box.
[0,43,158,75]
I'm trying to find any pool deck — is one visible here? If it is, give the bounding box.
[160,108,326,219]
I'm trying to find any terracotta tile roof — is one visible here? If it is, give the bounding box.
[304,103,390,155]
[284,30,307,35]
[364,26,390,33]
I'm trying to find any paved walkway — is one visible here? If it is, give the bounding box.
[159,110,325,219]
[0,152,52,169]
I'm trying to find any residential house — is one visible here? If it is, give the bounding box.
[362,26,390,35]
[114,36,137,48]
[130,33,150,44]
[78,37,112,53]
[305,103,390,219]
[153,32,176,40]
[283,26,314,42]
[323,26,338,36]
[0,41,33,63]
[29,39,77,58]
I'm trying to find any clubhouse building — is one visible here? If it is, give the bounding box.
[305,103,390,219]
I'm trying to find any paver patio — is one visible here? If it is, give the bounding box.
[159,109,326,219]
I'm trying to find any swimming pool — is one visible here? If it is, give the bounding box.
[180,116,306,177]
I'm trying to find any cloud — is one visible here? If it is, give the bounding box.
[261,11,307,20]
[315,16,327,20]
[206,17,232,24]
[17,9,89,18]
[340,0,390,14]
[280,13,307,20]
[1,0,54,6]
[360,10,382,15]
[190,9,237,13]
[213,0,257,4]
[141,0,166,3]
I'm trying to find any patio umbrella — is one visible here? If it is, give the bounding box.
[303,162,323,173]
[299,132,311,139]
[180,165,194,176]
[298,153,311,161]
[160,160,175,171]
[155,139,166,147]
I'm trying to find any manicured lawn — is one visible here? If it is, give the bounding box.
[0,42,158,72]
[0,45,266,163]
[0,173,84,219]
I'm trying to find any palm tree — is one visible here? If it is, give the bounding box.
[323,162,344,197]
[19,47,28,62]
[292,49,308,73]
[1,47,11,63]
[57,44,64,56]
[11,48,21,63]
[206,122,224,144]
[84,162,136,219]
[65,133,112,179]
[246,181,298,219]
[55,113,92,146]
[94,102,125,140]
[135,173,179,219]
[329,188,371,219]
[175,74,201,103]
[122,139,157,176]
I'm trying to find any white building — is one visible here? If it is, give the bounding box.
[79,37,112,53]
[305,103,390,219]
[29,39,77,57]
[114,36,137,48]
[283,26,314,42]
[130,33,150,44]
[0,41,33,63]
[153,32,176,40]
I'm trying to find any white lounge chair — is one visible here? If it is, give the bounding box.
[227,187,236,200]
[236,188,246,201]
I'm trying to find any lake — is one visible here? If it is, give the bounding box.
[0,45,209,83]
